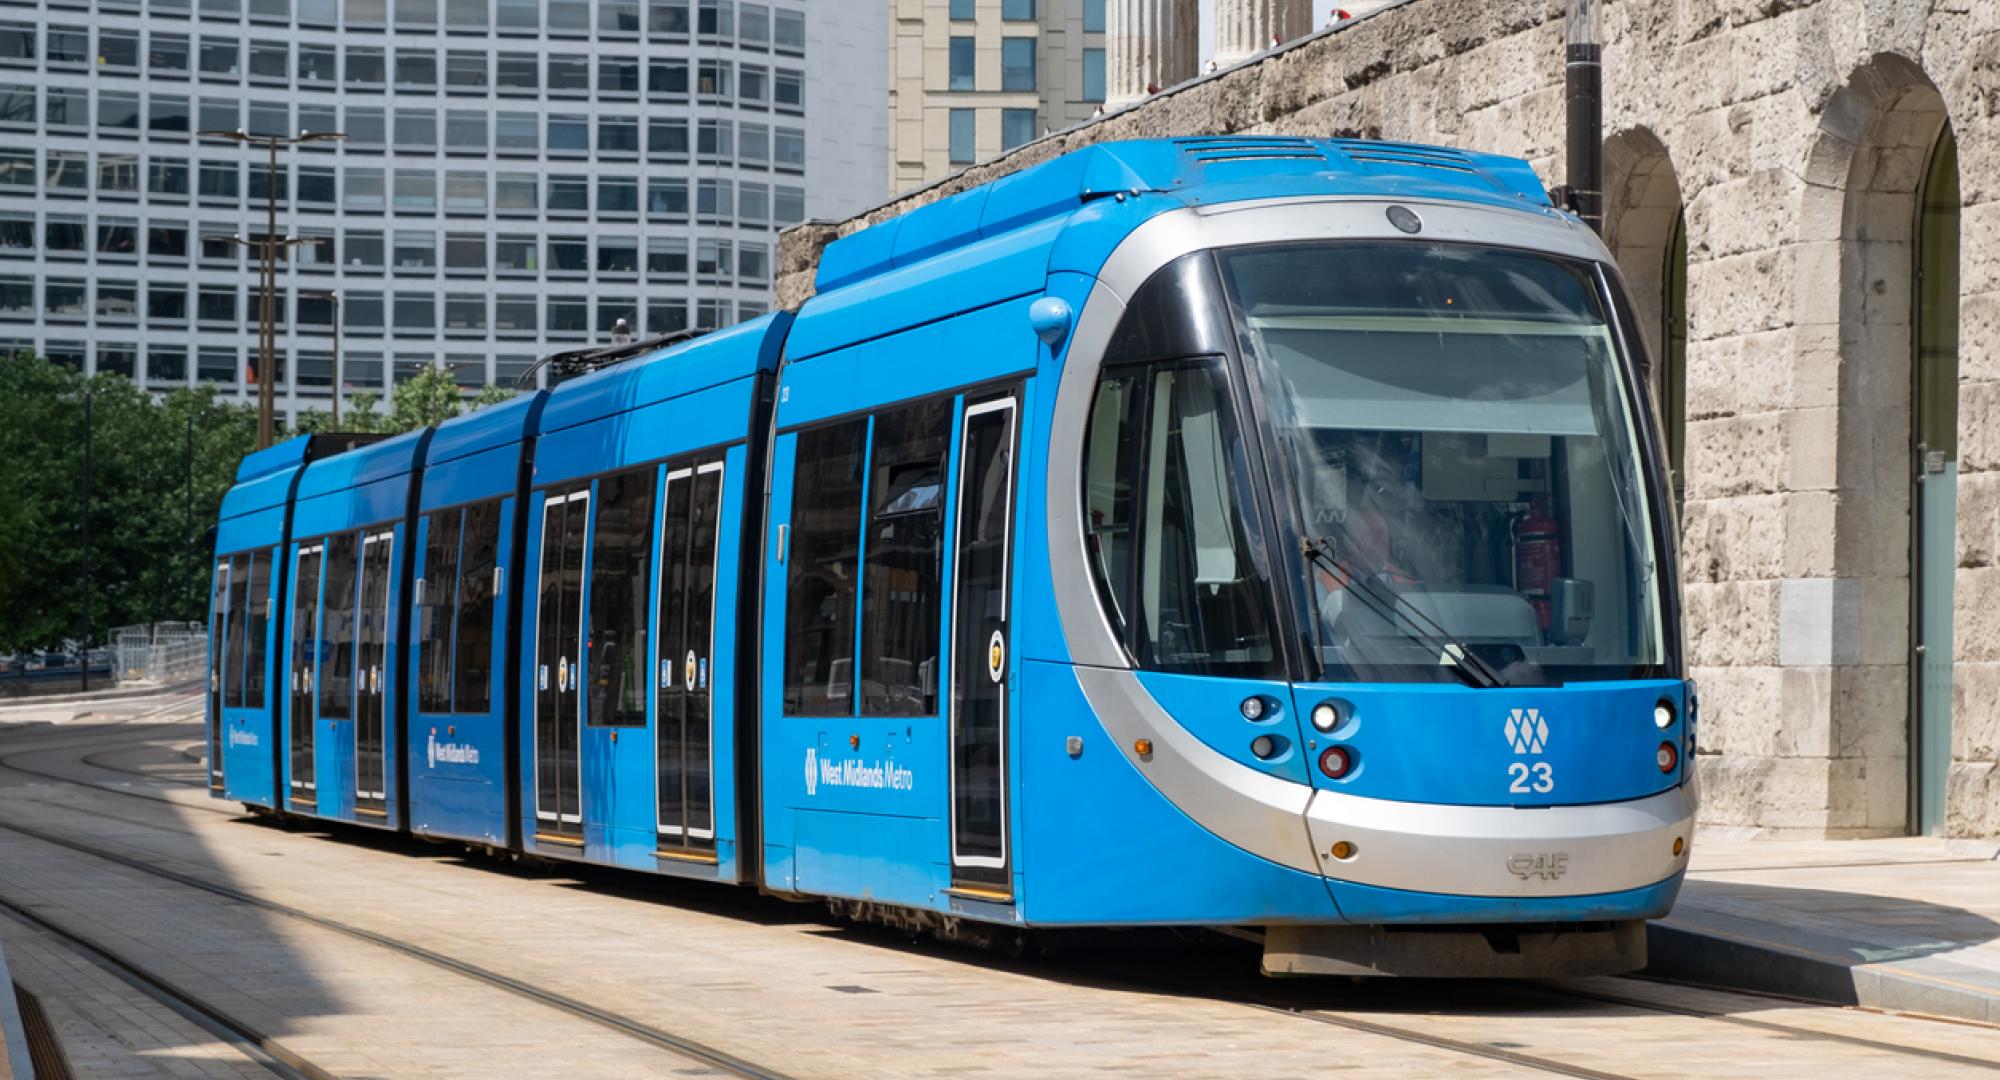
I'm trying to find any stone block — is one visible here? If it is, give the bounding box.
[1957,470,2000,569]
[1831,661,1908,760]
[1678,492,1786,582]
[1851,576,1911,666]
[1950,660,2000,763]
[1686,412,1788,500]
[1685,578,1782,666]
[1953,565,2000,663]
[1782,489,1839,578]
[1696,664,1789,756]
[1945,761,2000,838]
[1958,293,2000,385]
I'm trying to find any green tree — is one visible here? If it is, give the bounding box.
[0,354,253,652]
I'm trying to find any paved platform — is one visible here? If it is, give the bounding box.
[1655,835,2000,1024]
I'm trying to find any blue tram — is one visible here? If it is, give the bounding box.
[205,137,1694,977]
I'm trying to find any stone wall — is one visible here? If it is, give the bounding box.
[776,0,2000,838]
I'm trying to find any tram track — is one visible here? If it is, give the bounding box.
[0,814,797,1080]
[7,703,1998,1077]
[0,893,334,1080]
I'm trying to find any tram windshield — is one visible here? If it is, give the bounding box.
[1218,241,1667,685]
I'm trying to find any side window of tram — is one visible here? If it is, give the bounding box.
[209,560,230,700]
[1083,360,1277,675]
[416,500,503,715]
[588,469,655,728]
[418,509,463,714]
[242,550,271,708]
[860,400,951,717]
[318,532,359,720]
[222,552,251,707]
[783,419,869,715]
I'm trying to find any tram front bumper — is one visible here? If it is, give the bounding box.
[1303,783,1695,900]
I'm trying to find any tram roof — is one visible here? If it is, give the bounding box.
[534,311,791,437]
[293,426,429,502]
[814,136,1556,295]
[426,388,544,468]
[223,431,386,520]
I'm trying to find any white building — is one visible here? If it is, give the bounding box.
[0,0,885,420]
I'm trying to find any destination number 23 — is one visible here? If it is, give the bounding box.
[1507,761,1555,794]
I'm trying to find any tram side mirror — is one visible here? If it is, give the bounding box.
[1550,578,1594,646]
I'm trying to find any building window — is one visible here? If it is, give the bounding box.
[695,177,731,221]
[150,160,191,197]
[392,228,434,269]
[1002,0,1034,18]
[494,172,537,212]
[648,117,688,158]
[548,114,589,154]
[646,236,686,277]
[299,0,337,25]
[249,41,288,82]
[600,115,639,154]
[297,165,336,204]
[547,296,586,332]
[0,149,30,189]
[0,24,34,64]
[443,170,486,212]
[773,7,803,51]
[737,1,767,43]
[396,48,437,89]
[393,293,435,330]
[148,347,188,385]
[948,36,973,90]
[0,277,36,320]
[1083,47,1105,102]
[0,84,31,128]
[646,176,686,218]
[343,229,383,269]
[395,0,436,27]
[949,0,972,19]
[598,177,637,215]
[600,0,639,32]
[650,0,690,36]
[696,118,732,161]
[445,50,488,90]
[547,236,587,274]
[547,174,588,214]
[737,181,767,223]
[495,111,538,152]
[494,294,535,332]
[100,29,142,68]
[300,43,336,82]
[344,166,384,210]
[697,58,731,96]
[738,242,768,285]
[494,236,535,272]
[774,185,803,225]
[98,219,140,258]
[0,213,29,256]
[494,0,536,31]
[47,27,89,67]
[1084,0,1105,33]
[347,45,385,85]
[774,127,804,171]
[1001,36,1035,91]
[150,33,191,73]
[344,105,385,146]
[196,283,237,324]
[546,0,588,34]
[46,88,88,128]
[496,52,538,93]
[738,63,767,104]
[444,232,485,271]
[649,57,688,96]
[151,94,191,133]
[648,298,685,333]
[445,109,487,151]
[773,69,802,111]
[100,92,143,133]
[197,37,238,78]
[248,101,289,138]
[948,108,975,165]
[597,237,637,274]
[46,216,87,256]
[199,161,240,201]
[547,54,588,93]
[393,169,436,211]
[444,294,484,334]
[739,121,768,163]
[1001,108,1036,151]
[694,237,731,279]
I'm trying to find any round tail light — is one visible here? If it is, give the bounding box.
[1318,745,1353,780]
[1657,740,1679,773]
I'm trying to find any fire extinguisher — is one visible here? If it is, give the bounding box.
[1513,500,1561,630]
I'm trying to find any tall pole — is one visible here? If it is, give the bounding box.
[330,292,342,428]
[80,390,93,693]
[1564,0,1604,234]
[258,140,279,447]
[184,410,194,622]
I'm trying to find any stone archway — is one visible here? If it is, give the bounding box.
[1603,127,1687,511]
[1792,53,1956,835]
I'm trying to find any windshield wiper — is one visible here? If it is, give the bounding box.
[1300,531,1505,690]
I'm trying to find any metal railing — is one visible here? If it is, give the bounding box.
[111,622,209,687]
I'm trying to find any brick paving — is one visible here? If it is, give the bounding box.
[2,700,1998,1078]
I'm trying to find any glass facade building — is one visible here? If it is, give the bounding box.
[0,0,882,420]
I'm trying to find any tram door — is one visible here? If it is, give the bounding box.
[354,529,394,816]
[535,489,589,841]
[207,558,230,791]
[289,544,323,808]
[656,460,723,855]
[949,396,1019,894]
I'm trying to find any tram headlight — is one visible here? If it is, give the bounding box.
[1318,745,1354,780]
[1310,703,1339,733]
[1250,734,1277,760]
[1653,701,1674,729]
[1240,696,1266,721]
[1656,741,1678,773]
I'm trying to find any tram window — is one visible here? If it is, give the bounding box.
[222,552,250,707]
[319,532,358,720]
[860,399,951,717]
[588,468,655,727]
[453,500,500,712]
[242,551,271,708]
[783,418,868,715]
[1082,359,1278,676]
[418,508,462,713]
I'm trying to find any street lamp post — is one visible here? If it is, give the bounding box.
[1564,0,1604,234]
[302,290,342,427]
[197,128,347,448]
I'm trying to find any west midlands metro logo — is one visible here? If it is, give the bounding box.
[1505,708,1549,755]
[804,747,818,795]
